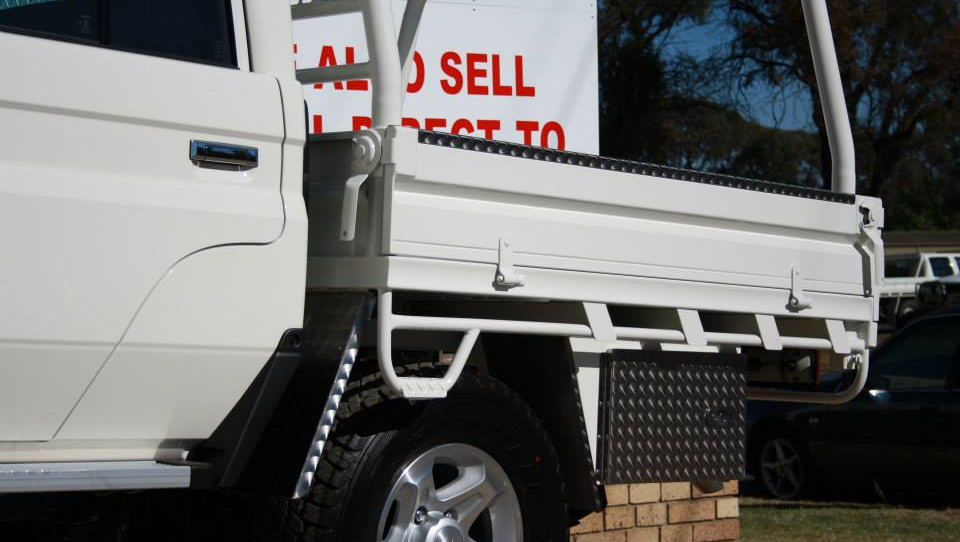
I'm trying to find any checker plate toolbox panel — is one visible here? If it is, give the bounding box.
[600,350,746,484]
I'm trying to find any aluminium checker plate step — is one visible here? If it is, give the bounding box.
[0,461,190,493]
[417,130,855,205]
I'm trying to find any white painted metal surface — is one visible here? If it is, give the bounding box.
[802,0,856,195]
[0,31,285,442]
[0,461,189,494]
[0,1,308,460]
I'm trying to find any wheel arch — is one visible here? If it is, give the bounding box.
[476,334,604,520]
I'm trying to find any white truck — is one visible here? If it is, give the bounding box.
[881,252,960,324]
[0,0,882,540]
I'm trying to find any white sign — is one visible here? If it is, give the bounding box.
[293,0,599,153]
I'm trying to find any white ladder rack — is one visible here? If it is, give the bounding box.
[292,0,426,129]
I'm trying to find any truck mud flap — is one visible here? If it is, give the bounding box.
[599,351,746,485]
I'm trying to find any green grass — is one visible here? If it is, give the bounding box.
[740,497,960,542]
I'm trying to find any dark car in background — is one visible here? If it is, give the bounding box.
[746,308,960,500]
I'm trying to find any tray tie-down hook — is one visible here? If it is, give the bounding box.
[788,266,813,311]
[495,236,525,289]
[340,130,382,242]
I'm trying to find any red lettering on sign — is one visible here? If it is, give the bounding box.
[515,56,536,97]
[353,116,372,131]
[441,52,463,94]
[408,51,425,94]
[516,120,539,146]
[452,118,475,135]
[345,47,369,91]
[476,119,501,139]
[466,53,488,95]
[541,121,565,150]
[313,114,323,134]
[491,55,511,97]
[314,46,341,90]
[425,117,447,131]
[402,117,421,129]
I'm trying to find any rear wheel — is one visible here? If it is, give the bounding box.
[377,443,522,542]
[279,360,567,542]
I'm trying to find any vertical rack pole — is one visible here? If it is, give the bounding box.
[361,0,403,128]
[801,0,856,195]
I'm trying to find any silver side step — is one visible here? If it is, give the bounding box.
[0,461,190,494]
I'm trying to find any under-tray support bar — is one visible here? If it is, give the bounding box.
[377,291,592,398]
[376,292,869,402]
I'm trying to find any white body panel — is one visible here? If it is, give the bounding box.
[0,22,307,457]
[308,129,880,328]
[390,145,864,296]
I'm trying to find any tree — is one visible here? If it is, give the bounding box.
[723,0,960,228]
[597,0,713,162]
[597,0,822,188]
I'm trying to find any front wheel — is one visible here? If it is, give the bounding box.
[280,361,568,542]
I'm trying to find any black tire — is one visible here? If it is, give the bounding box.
[277,358,568,542]
[753,428,809,500]
[896,300,919,328]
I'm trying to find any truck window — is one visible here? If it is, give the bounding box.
[884,256,921,278]
[930,257,954,277]
[0,0,99,43]
[0,0,236,68]
[109,0,235,67]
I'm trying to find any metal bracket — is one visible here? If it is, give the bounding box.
[340,130,382,241]
[495,236,525,289]
[788,266,813,311]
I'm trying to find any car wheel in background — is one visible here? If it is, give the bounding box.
[756,433,807,500]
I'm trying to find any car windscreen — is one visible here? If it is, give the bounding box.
[885,256,920,278]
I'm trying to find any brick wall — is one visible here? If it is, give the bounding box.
[569,481,739,542]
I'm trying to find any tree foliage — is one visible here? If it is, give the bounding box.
[598,0,960,230]
[724,0,960,228]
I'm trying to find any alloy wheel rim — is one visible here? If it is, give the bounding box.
[377,443,523,542]
[759,438,804,500]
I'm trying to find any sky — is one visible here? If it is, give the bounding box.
[662,16,816,132]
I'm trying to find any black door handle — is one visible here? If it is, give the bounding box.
[190,140,258,170]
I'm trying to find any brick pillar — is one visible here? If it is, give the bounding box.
[569,481,739,542]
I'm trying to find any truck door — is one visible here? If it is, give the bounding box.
[0,0,285,441]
